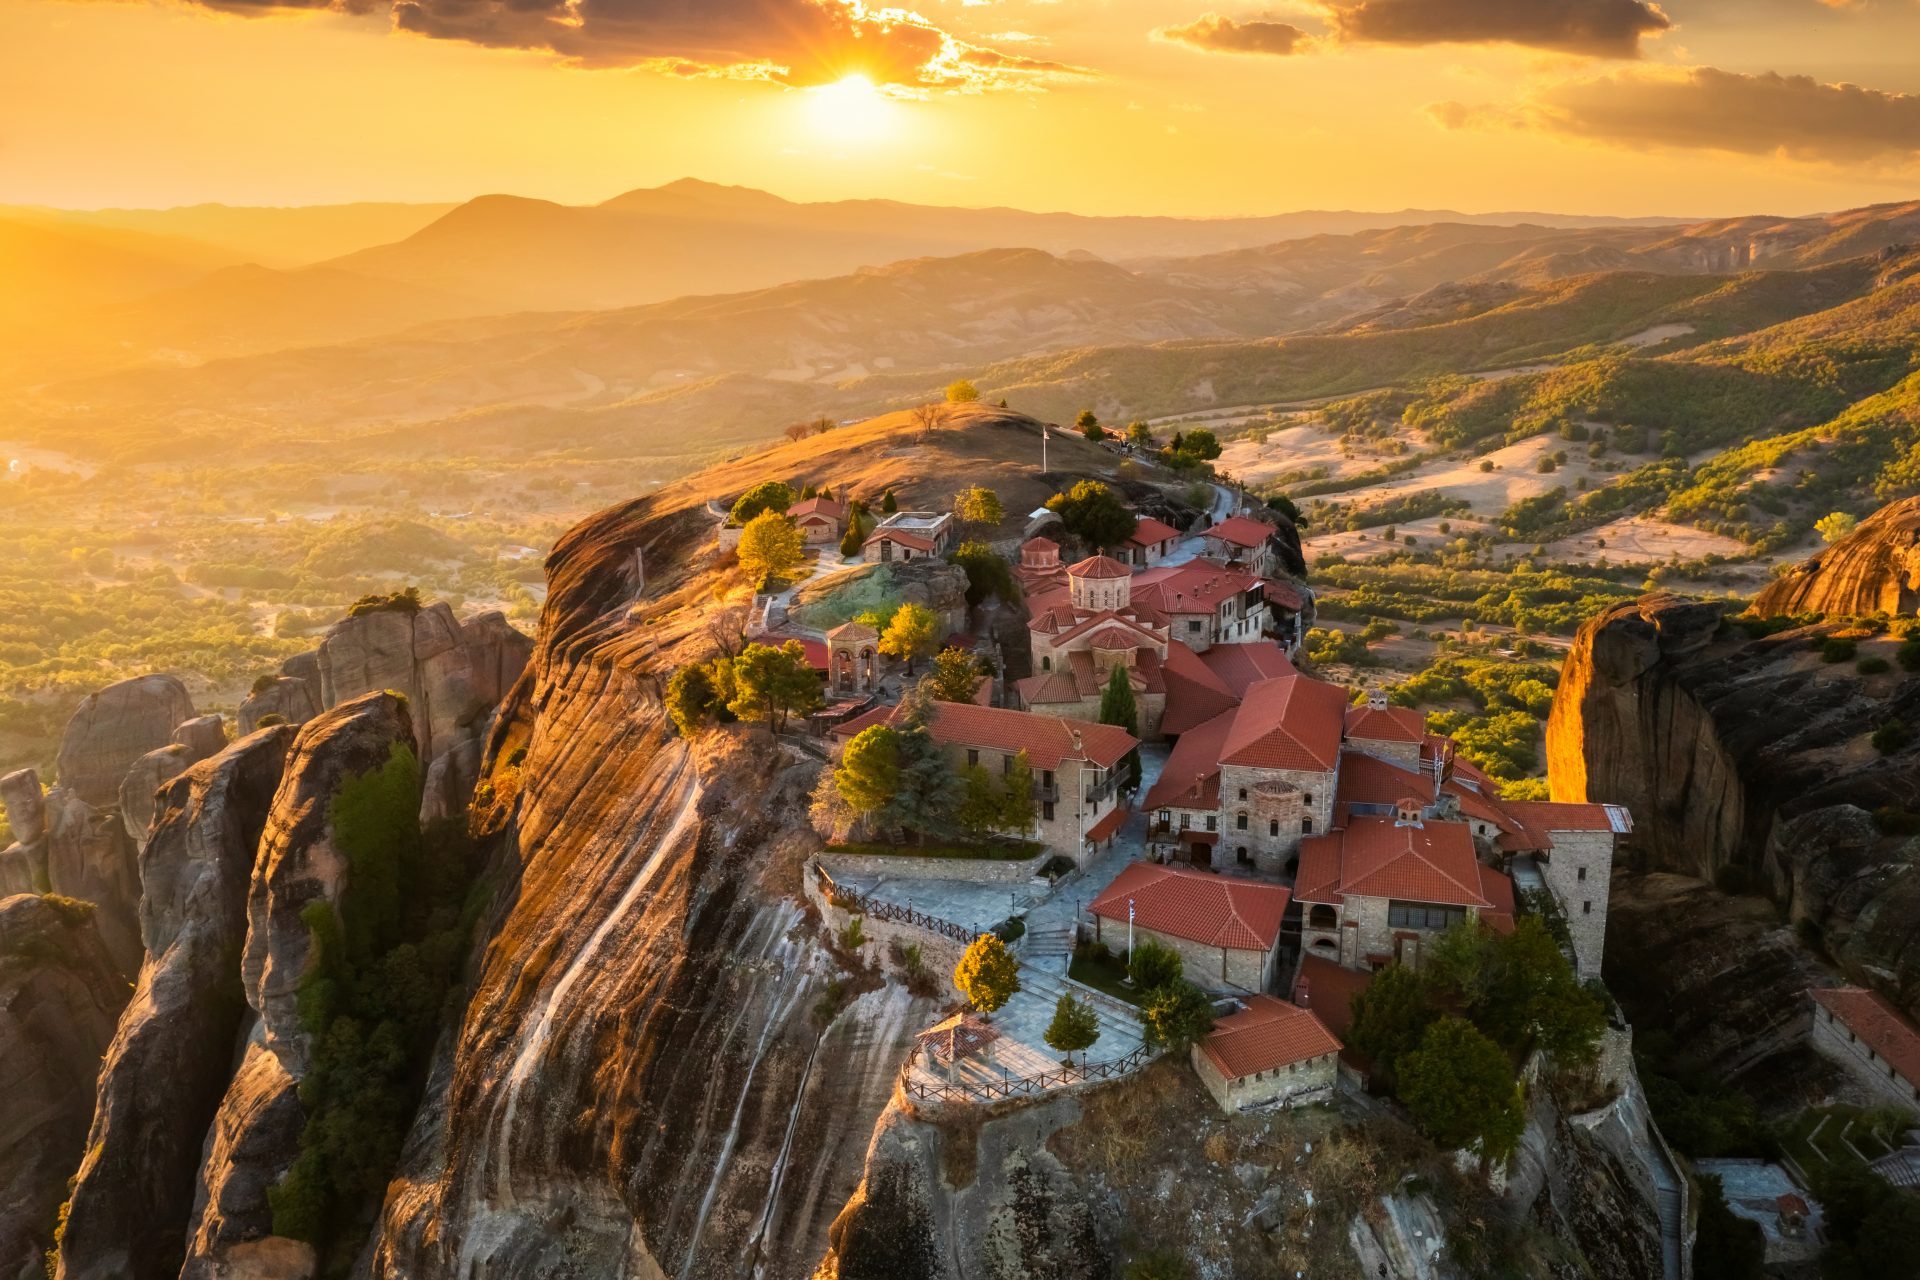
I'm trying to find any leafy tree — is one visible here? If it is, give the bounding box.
[1127,937,1182,991]
[835,726,901,825]
[1812,1161,1920,1280]
[1140,979,1214,1052]
[998,750,1038,832]
[946,379,980,404]
[1176,428,1222,461]
[1265,493,1304,526]
[1347,962,1439,1088]
[665,664,718,738]
[1396,1017,1525,1164]
[737,511,805,589]
[883,689,966,841]
[730,480,797,525]
[1126,421,1154,448]
[949,540,1016,606]
[1816,511,1859,544]
[923,645,987,703]
[1075,408,1101,441]
[1044,993,1101,1066]
[1045,480,1137,550]
[954,933,1022,1016]
[956,763,1004,839]
[879,601,940,675]
[1693,1174,1766,1280]
[953,485,1004,529]
[727,641,822,735]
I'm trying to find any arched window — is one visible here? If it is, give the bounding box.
[1308,904,1338,929]
[1301,817,1314,834]
[1268,819,1279,837]
[1041,656,1052,671]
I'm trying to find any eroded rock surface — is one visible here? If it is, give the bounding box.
[238,677,321,735]
[1754,494,1920,617]
[0,895,129,1269]
[57,726,294,1280]
[55,674,197,810]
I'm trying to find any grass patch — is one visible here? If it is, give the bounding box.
[1069,949,1142,1006]
[825,840,1043,862]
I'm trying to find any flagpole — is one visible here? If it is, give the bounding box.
[1042,421,1049,473]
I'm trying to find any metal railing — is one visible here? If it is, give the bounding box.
[900,1042,1155,1103]
[817,865,984,945]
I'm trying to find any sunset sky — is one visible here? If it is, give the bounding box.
[5,0,1920,217]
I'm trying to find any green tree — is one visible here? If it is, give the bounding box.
[665,664,718,738]
[1140,979,1214,1052]
[1693,1174,1766,1280]
[954,933,1022,1016]
[881,489,899,514]
[1347,962,1439,1088]
[884,689,966,841]
[835,726,901,825]
[1076,408,1101,440]
[838,519,864,558]
[1816,510,1859,544]
[1127,937,1182,991]
[1097,664,1139,736]
[956,763,1004,839]
[879,601,940,675]
[923,645,986,703]
[1046,479,1137,550]
[1126,421,1154,448]
[946,379,980,404]
[998,750,1038,833]
[1044,993,1101,1066]
[1812,1161,1920,1280]
[737,511,805,589]
[727,640,823,735]
[949,540,1016,605]
[1396,1017,1525,1164]
[953,485,1004,529]
[1177,428,1222,461]
[730,480,797,525]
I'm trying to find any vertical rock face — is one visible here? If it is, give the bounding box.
[0,769,48,898]
[56,726,294,1280]
[54,674,197,810]
[182,693,417,1274]
[119,744,195,843]
[43,790,143,975]
[0,895,130,1270]
[315,602,530,820]
[367,500,923,1279]
[238,678,321,736]
[1753,495,1920,617]
[1551,592,1920,1019]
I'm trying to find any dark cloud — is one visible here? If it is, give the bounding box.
[167,0,1078,88]
[1156,14,1311,56]
[1315,0,1671,58]
[1430,66,1920,161]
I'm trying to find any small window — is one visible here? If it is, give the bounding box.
[1188,619,1203,633]
[1236,813,1249,831]
[1238,788,1248,801]
[1303,794,1314,806]
[1041,656,1051,671]
[1576,865,1587,883]
[1206,815,1218,832]
[1043,801,1055,821]
[1301,817,1314,834]
[967,749,979,766]
[1583,901,1593,915]
[1269,819,1279,837]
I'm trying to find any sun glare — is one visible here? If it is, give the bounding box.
[805,74,893,145]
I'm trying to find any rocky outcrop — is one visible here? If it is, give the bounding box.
[0,895,130,1271]
[315,602,529,821]
[119,744,194,843]
[54,674,196,810]
[1753,495,1920,617]
[0,769,48,898]
[238,678,321,735]
[182,693,417,1274]
[367,498,923,1279]
[57,726,293,1280]
[44,790,143,974]
[1550,592,1920,1018]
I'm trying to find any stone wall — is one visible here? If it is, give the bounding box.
[1218,763,1336,862]
[1191,1044,1337,1114]
[1540,828,1616,981]
[806,873,969,1001]
[1810,1002,1920,1114]
[1090,919,1271,994]
[818,847,1050,885]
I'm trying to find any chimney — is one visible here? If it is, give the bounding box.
[1367,689,1388,711]
[1071,728,1084,755]
[1293,974,1311,1007]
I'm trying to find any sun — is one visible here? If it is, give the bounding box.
[804,73,894,145]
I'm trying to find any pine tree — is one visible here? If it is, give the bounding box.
[1396,1016,1525,1166]
[881,489,898,514]
[1098,666,1142,788]
[834,726,900,829]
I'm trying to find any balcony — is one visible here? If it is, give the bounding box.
[1082,776,1120,805]
[1032,782,1060,804]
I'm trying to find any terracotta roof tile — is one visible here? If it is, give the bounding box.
[1086,802,1131,844]
[1204,515,1279,549]
[1810,987,1920,1084]
[866,528,937,553]
[1503,801,1634,835]
[1068,553,1133,579]
[826,621,878,640]
[787,497,847,521]
[1294,955,1375,1072]
[1144,707,1235,810]
[1200,995,1342,1080]
[1219,675,1346,773]
[926,701,1137,770]
[1199,644,1296,696]
[828,705,894,739]
[1345,703,1426,744]
[1159,643,1241,739]
[1132,559,1262,612]
[1126,516,1181,548]
[1300,816,1492,908]
[1089,862,1290,951]
[1015,672,1084,707]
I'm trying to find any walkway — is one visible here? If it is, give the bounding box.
[1155,483,1239,569]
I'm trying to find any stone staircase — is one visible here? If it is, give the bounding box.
[1022,924,1074,971]
[1009,965,1144,1060]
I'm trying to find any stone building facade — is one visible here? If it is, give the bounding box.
[1809,987,1920,1115]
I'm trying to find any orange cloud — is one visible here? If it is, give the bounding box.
[1159,0,1669,60]
[1156,14,1311,56]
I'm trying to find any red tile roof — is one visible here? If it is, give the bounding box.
[1204,515,1279,549]
[1478,864,1517,934]
[826,621,878,640]
[1297,816,1492,908]
[926,701,1137,770]
[1199,644,1296,696]
[1263,580,1307,612]
[793,637,829,672]
[1810,986,1920,1084]
[1294,954,1375,1073]
[788,497,847,522]
[1158,642,1240,738]
[866,528,938,553]
[1132,560,1261,613]
[1068,553,1133,580]
[916,1012,1000,1061]
[1345,702,1426,744]
[1022,536,1060,558]
[1089,862,1291,951]
[1503,801,1634,835]
[1086,802,1131,844]
[1219,675,1347,773]
[1126,516,1182,548]
[1015,671,1085,708]
[828,705,894,740]
[1200,995,1342,1080]
[1144,707,1235,810]
[1334,750,1434,811]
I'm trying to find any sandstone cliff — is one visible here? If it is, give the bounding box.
[1549,593,1920,1018]
[0,895,129,1271]
[1753,495,1920,617]
[56,725,294,1280]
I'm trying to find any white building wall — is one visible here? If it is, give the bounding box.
[1810,1004,1920,1116]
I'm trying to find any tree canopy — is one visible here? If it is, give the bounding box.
[737,511,805,589]
[1045,993,1101,1065]
[953,485,1004,529]
[730,480,796,525]
[955,933,1022,1016]
[923,645,987,703]
[880,601,941,674]
[947,379,981,404]
[949,540,1016,606]
[1396,1016,1525,1161]
[1046,480,1137,551]
[1140,979,1214,1052]
[835,726,901,822]
[726,640,822,734]
[665,664,718,739]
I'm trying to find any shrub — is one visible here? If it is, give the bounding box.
[1820,636,1858,663]
[1858,656,1892,675]
[1126,938,1182,991]
[1871,718,1913,755]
